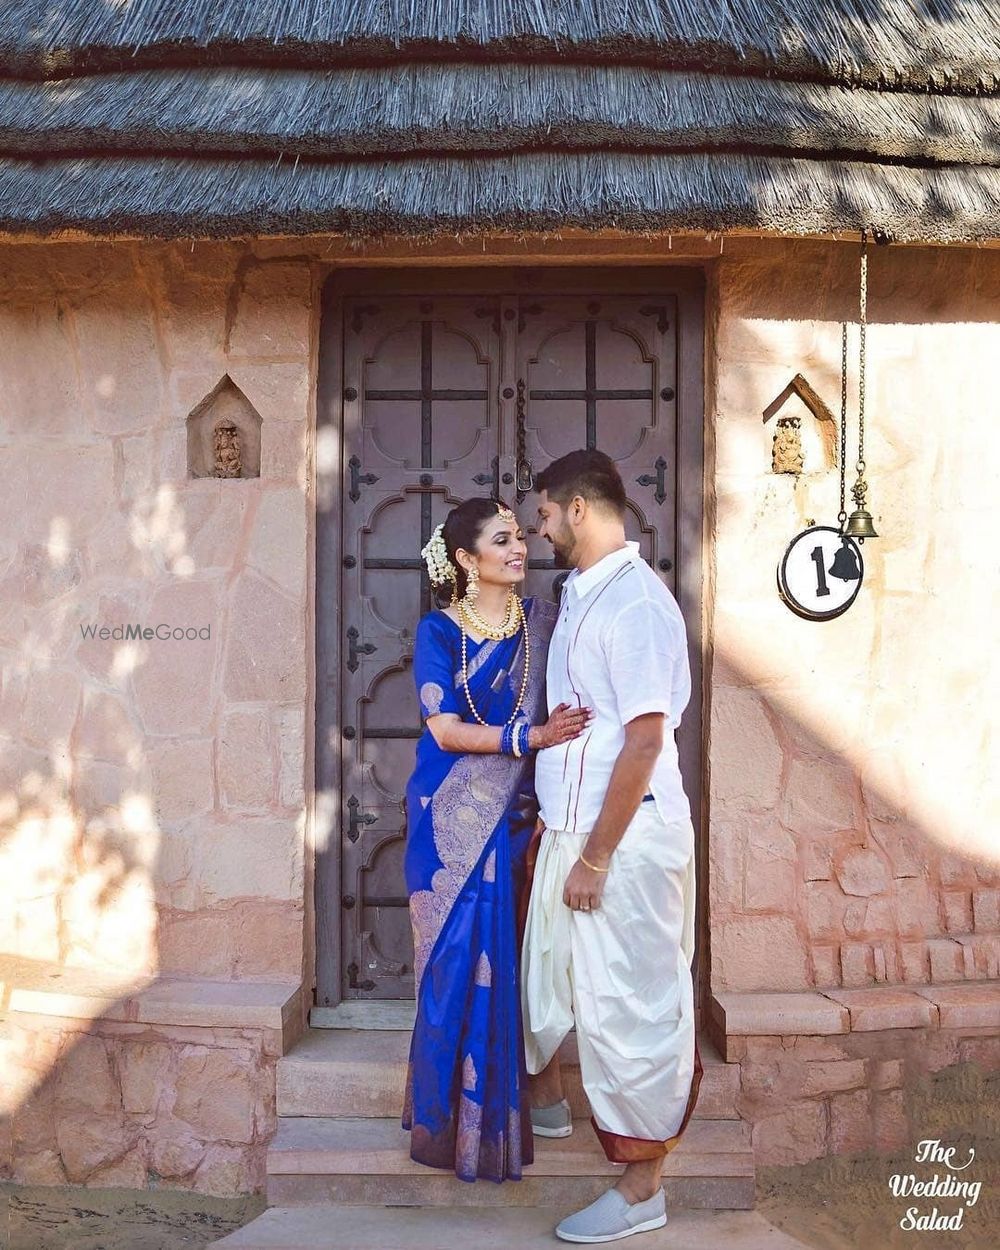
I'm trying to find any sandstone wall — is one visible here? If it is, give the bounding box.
[2,232,998,1193]
[707,238,1000,994]
[0,242,314,982]
[736,1023,999,1167]
[4,1006,281,1191]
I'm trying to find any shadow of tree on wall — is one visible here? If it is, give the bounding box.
[0,232,997,1202]
[0,235,309,1194]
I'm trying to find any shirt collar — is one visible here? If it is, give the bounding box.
[566,541,641,600]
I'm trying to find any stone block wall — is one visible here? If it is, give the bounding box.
[4,1012,278,1193]
[707,238,1000,994]
[711,982,1000,1165]
[0,241,314,982]
[733,1026,1000,1168]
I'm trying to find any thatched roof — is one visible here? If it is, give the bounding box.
[3,1,1000,241]
[4,151,998,241]
[5,1,1000,91]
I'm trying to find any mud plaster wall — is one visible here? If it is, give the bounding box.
[707,238,1000,993]
[1,235,998,995]
[0,241,314,982]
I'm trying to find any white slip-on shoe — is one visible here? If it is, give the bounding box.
[530,1097,573,1138]
[555,1187,667,1243]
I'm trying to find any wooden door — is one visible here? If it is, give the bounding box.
[513,297,678,604]
[316,273,701,1009]
[339,297,501,998]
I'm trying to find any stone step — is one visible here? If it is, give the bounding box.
[213,1205,807,1250]
[277,1029,740,1121]
[266,1117,754,1209]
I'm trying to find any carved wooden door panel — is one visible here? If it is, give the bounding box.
[340,297,501,998]
[338,292,679,1001]
[510,297,678,602]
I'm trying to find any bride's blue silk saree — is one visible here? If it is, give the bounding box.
[403,596,556,1182]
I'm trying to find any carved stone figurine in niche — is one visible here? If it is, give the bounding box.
[763,373,836,476]
[213,419,242,478]
[772,415,804,475]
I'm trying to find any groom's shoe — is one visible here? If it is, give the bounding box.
[555,1187,667,1243]
[530,1097,573,1138]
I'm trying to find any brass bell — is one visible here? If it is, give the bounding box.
[829,538,862,581]
[843,507,878,541]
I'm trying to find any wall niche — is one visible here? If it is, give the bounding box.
[186,376,262,479]
[762,373,838,476]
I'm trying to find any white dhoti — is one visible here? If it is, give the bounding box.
[521,804,701,1161]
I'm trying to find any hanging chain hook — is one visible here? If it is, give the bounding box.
[841,226,878,540]
[839,321,848,528]
[850,228,872,516]
[857,228,868,482]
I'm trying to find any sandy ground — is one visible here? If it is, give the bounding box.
[2,1061,996,1250]
[0,1187,264,1250]
[759,1060,999,1250]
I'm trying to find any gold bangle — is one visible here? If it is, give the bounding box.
[579,852,610,874]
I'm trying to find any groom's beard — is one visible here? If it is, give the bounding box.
[549,526,576,569]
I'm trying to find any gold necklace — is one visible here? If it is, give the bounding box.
[460,589,520,641]
[459,596,531,727]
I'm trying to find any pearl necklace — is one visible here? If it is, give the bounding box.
[458,595,530,728]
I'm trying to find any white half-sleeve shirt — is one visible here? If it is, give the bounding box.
[535,542,692,832]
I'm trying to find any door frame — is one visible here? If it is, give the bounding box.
[315,264,707,1020]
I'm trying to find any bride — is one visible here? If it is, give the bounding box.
[402,497,590,1183]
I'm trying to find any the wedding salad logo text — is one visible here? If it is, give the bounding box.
[890,1138,981,1232]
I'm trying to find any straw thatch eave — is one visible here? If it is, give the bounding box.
[4,64,1000,167]
[2,0,1000,95]
[2,150,999,243]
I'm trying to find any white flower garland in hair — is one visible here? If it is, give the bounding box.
[420,523,457,587]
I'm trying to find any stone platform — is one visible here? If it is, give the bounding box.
[266,1026,752,1211]
[212,1204,812,1250]
[709,982,1000,1166]
[204,1022,753,1247]
[0,955,303,1193]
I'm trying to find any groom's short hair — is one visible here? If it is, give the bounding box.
[535,449,627,519]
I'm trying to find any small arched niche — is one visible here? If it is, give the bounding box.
[762,373,838,475]
[186,376,262,479]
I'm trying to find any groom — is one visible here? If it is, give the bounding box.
[521,449,702,1244]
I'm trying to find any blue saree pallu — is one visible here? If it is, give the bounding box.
[403,596,556,1182]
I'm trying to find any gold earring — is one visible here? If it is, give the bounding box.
[465,564,480,602]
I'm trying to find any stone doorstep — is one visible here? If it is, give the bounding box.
[0,953,302,1032]
[265,1171,755,1212]
[711,978,1000,1044]
[276,1028,740,1122]
[211,1205,808,1250]
[266,1116,752,1180]
[265,1117,754,1211]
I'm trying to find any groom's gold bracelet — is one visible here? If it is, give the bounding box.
[579,852,610,874]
